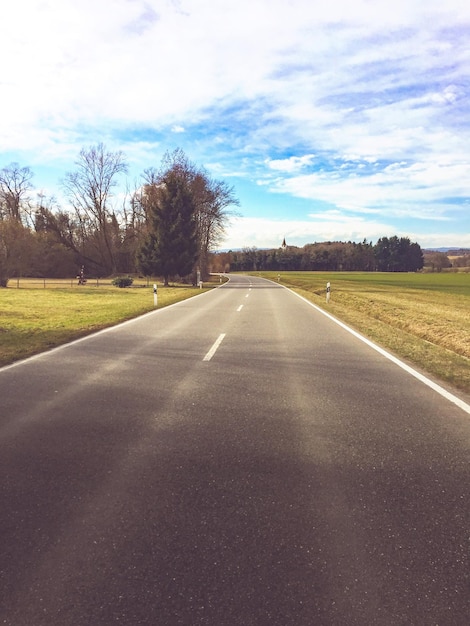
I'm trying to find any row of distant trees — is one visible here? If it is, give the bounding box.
[0,145,239,286]
[1,146,460,285]
[423,249,470,272]
[214,237,425,273]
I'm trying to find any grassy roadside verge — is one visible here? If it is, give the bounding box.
[249,271,470,397]
[0,280,220,367]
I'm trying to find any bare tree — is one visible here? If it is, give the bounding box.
[0,163,34,226]
[193,172,239,277]
[423,251,451,273]
[0,219,37,286]
[145,150,239,278]
[62,143,128,274]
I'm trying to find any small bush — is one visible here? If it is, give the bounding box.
[112,276,134,288]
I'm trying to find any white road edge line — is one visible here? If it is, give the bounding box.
[287,287,470,416]
[203,333,226,362]
[237,305,244,312]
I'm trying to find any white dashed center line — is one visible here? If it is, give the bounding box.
[203,333,226,362]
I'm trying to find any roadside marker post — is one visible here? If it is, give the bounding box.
[153,283,158,307]
[326,281,331,303]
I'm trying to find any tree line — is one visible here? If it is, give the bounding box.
[213,237,424,273]
[0,144,439,286]
[0,145,239,286]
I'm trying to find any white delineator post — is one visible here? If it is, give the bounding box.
[153,283,158,307]
[326,281,331,303]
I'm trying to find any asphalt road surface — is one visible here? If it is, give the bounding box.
[0,275,469,625]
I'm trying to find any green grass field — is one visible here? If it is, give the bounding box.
[0,280,218,367]
[249,271,470,396]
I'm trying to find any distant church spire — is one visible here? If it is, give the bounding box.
[281,237,287,250]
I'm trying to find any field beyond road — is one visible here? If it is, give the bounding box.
[249,271,470,396]
[0,279,219,368]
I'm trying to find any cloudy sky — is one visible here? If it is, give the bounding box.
[1,0,469,249]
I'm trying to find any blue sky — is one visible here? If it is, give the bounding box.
[1,0,469,249]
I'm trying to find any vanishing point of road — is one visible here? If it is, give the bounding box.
[0,274,469,625]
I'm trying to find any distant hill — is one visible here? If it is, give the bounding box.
[424,248,470,254]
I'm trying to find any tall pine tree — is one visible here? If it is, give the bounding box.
[137,167,198,286]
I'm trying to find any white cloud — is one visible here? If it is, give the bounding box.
[2,0,468,139]
[263,158,470,220]
[266,155,316,173]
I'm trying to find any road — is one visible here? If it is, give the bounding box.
[0,274,469,625]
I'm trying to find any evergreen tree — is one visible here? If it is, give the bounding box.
[137,168,198,286]
[374,236,423,271]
